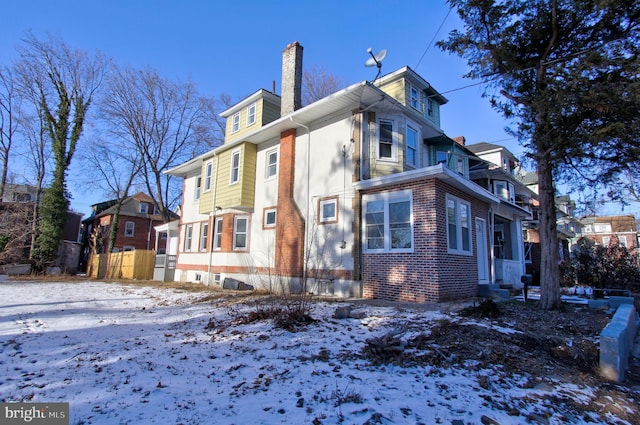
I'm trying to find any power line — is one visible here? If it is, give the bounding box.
[415,7,452,70]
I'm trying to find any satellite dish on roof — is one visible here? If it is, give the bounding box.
[365,48,387,82]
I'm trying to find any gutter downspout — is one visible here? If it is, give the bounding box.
[207,153,219,285]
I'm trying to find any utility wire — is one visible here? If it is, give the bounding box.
[415,7,452,70]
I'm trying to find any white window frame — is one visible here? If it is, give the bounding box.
[204,161,213,192]
[233,216,248,250]
[446,195,472,256]
[213,217,223,250]
[263,208,277,228]
[602,236,611,247]
[409,86,420,110]
[265,148,278,179]
[231,112,240,133]
[194,176,202,201]
[199,222,209,252]
[184,224,193,252]
[246,103,256,126]
[230,149,241,185]
[619,236,628,247]
[319,197,338,224]
[377,118,397,161]
[406,124,418,168]
[363,190,413,253]
[124,221,135,237]
[139,203,148,214]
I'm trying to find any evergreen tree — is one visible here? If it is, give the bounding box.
[438,0,640,309]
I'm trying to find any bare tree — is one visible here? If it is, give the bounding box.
[0,66,21,203]
[15,32,106,269]
[100,65,222,223]
[0,202,34,264]
[302,65,347,106]
[81,141,143,252]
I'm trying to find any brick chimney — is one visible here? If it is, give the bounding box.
[453,136,466,146]
[281,41,303,116]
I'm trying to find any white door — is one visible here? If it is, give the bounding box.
[476,218,489,283]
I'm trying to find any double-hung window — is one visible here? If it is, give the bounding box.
[410,86,420,110]
[406,125,418,168]
[213,217,223,250]
[378,119,396,160]
[233,216,248,250]
[231,112,240,133]
[194,176,202,201]
[446,195,472,255]
[204,161,213,192]
[363,190,413,252]
[124,221,135,237]
[266,149,278,179]
[184,224,193,252]
[230,150,240,184]
[199,222,209,252]
[246,103,256,126]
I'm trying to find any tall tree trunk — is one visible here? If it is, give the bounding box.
[538,152,561,309]
[108,201,123,253]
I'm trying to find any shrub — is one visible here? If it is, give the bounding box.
[568,237,640,291]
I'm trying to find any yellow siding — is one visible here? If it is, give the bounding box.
[225,98,282,145]
[198,155,217,214]
[214,142,257,209]
[378,79,406,105]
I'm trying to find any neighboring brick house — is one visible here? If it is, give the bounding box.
[0,183,83,273]
[580,215,639,250]
[80,193,176,267]
[166,42,529,303]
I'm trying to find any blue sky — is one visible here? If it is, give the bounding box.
[2,0,521,216]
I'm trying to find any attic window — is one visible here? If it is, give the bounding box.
[410,86,419,110]
[377,119,397,160]
[246,103,256,126]
[140,203,148,214]
[232,112,240,133]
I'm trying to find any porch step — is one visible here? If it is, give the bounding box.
[479,284,521,300]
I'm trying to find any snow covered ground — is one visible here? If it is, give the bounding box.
[0,281,635,424]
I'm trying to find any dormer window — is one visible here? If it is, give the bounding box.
[378,119,397,161]
[409,86,420,110]
[246,103,256,126]
[140,203,148,214]
[231,112,240,133]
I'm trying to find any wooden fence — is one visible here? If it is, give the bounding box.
[87,250,155,280]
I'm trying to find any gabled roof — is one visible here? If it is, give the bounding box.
[374,66,448,104]
[90,192,177,221]
[219,89,281,118]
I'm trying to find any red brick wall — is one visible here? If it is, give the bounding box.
[275,129,305,277]
[112,215,162,251]
[362,179,489,303]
